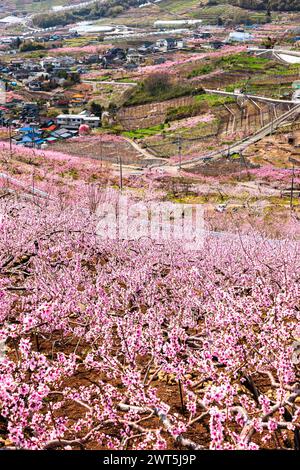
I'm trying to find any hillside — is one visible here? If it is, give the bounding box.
[27,0,300,29]
[31,0,147,28]
[2,0,300,18]
[1,0,300,454]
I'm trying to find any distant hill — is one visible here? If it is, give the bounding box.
[2,0,300,15]
[4,0,299,29]
[31,1,148,28]
[207,0,300,12]
[0,1,87,15]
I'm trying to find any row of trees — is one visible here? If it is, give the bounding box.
[208,0,300,12]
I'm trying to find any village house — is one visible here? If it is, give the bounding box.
[138,42,154,54]
[101,48,127,68]
[13,125,44,148]
[84,54,101,65]
[210,40,224,50]
[155,38,176,52]
[153,57,167,65]
[228,31,254,43]
[40,56,76,71]
[70,93,87,107]
[10,116,81,148]
[8,59,43,80]
[20,103,40,122]
[50,94,70,108]
[126,48,144,66]
[193,32,212,39]
[56,111,100,129]
[27,81,43,92]
[12,70,31,80]
[176,39,185,49]
[154,38,185,52]
[51,128,77,139]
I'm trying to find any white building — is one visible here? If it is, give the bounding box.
[228,32,253,42]
[56,112,100,129]
[292,90,300,102]
[40,56,76,69]
[154,20,202,28]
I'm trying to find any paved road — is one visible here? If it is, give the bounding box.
[204,88,299,105]
[170,103,300,169]
[249,47,300,65]
[141,92,300,172]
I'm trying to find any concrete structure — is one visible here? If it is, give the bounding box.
[154,20,202,28]
[249,47,300,65]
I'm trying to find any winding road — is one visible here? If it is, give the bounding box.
[177,102,300,169]
[203,88,300,105]
[248,47,300,65]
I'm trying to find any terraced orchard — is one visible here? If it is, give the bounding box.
[0,193,299,450]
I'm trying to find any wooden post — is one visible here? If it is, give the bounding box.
[177,136,182,170]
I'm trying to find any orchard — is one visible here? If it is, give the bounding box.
[0,192,299,450]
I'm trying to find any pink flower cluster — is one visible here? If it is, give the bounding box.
[0,140,112,202]
[0,191,299,450]
[168,113,215,131]
[52,44,111,55]
[137,46,247,75]
[248,165,300,185]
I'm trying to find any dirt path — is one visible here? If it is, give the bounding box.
[123,137,168,161]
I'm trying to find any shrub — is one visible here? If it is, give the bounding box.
[165,103,207,123]
[143,73,171,96]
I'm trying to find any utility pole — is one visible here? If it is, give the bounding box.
[227,145,230,159]
[100,137,103,170]
[177,136,182,170]
[118,155,123,191]
[266,0,272,22]
[32,169,35,198]
[8,119,12,159]
[290,164,295,211]
[288,157,300,210]
[270,105,274,136]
